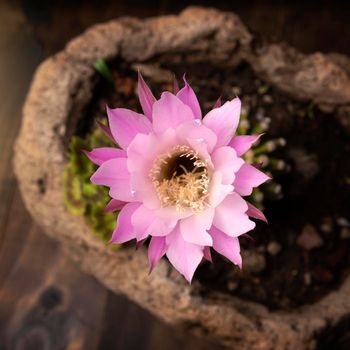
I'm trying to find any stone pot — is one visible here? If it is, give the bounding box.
[14,7,350,350]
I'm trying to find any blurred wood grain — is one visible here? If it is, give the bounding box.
[0,0,349,349]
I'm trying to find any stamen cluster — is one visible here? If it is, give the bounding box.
[150,145,209,212]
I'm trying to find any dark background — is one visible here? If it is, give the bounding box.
[0,1,349,349]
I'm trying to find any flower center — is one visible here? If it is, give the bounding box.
[150,145,209,212]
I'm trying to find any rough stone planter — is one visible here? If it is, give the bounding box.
[14,7,350,350]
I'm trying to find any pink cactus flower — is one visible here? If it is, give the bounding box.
[85,73,269,282]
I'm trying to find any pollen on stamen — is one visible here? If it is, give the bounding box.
[150,145,210,212]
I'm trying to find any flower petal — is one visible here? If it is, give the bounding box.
[234,163,270,196]
[90,158,134,202]
[209,226,242,268]
[211,146,244,185]
[213,193,256,237]
[130,172,161,209]
[246,201,268,223]
[107,107,152,150]
[90,158,126,187]
[203,247,212,262]
[180,208,215,246]
[176,120,217,154]
[166,225,203,282]
[186,137,213,167]
[208,171,233,207]
[137,71,156,121]
[136,239,146,250]
[109,202,141,244]
[131,205,176,240]
[152,92,195,133]
[127,129,178,173]
[228,134,262,156]
[148,236,167,273]
[104,199,126,213]
[83,147,126,166]
[203,97,241,148]
[131,205,152,241]
[176,76,202,118]
[97,121,116,143]
[155,206,193,222]
[213,96,222,109]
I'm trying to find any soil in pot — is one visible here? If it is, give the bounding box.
[68,54,350,311]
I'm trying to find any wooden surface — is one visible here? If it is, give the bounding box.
[0,1,349,349]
